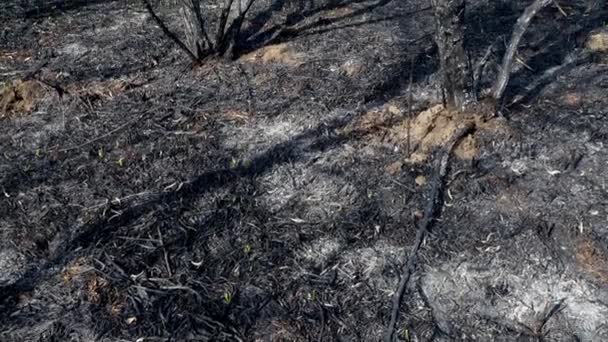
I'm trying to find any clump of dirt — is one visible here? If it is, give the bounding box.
[343,103,509,163]
[340,102,401,136]
[576,237,608,284]
[240,43,304,66]
[0,80,46,117]
[561,91,583,106]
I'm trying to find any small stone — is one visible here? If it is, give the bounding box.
[415,175,427,186]
[586,27,608,52]
[339,58,364,77]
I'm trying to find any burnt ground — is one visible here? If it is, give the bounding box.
[1,0,608,341]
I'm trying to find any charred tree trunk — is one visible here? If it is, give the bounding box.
[432,0,474,111]
[143,0,257,63]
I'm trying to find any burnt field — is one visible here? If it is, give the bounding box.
[1,0,608,341]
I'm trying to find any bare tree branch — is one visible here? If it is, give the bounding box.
[492,0,552,102]
[180,0,213,57]
[222,0,257,57]
[142,0,199,63]
[215,0,236,50]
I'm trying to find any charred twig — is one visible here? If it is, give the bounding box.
[492,0,552,103]
[383,122,475,342]
[22,60,48,81]
[534,298,566,336]
[58,111,149,153]
[317,303,326,342]
[406,56,414,157]
[215,0,235,49]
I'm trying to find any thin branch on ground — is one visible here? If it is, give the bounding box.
[406,56,414,157]
[383,122,476,342]
[58,111,149,153]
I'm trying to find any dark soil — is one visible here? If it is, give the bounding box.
[1,0,608,341]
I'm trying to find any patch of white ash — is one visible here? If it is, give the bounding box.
[339,240,406,294]
[297,237,343,269]
[256,161,357,220]
[58,42,90,58]
[222,116,309,158]
[422,243,608,340]
[221,109,352,161]
[0,249,26,287]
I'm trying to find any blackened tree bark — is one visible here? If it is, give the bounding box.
[432,0,474,111]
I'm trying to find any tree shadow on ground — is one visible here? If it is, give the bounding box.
[0,106,359,326]
[237,0,401,56]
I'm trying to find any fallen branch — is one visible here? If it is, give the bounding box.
[383,122,475,342]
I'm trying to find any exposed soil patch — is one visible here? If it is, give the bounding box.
[240,43,304,66]
[586,26,608,52]
[0,80,46,117]
[343,103,510,163]
[576,236,608,284]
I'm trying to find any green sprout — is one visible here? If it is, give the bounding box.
[309,289,317,302]
[223,292,233,304]
[243,243,252,254]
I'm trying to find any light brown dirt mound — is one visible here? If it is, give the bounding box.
[0,80,45,118]
[240,43,304,66]
[343,103,509,163]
